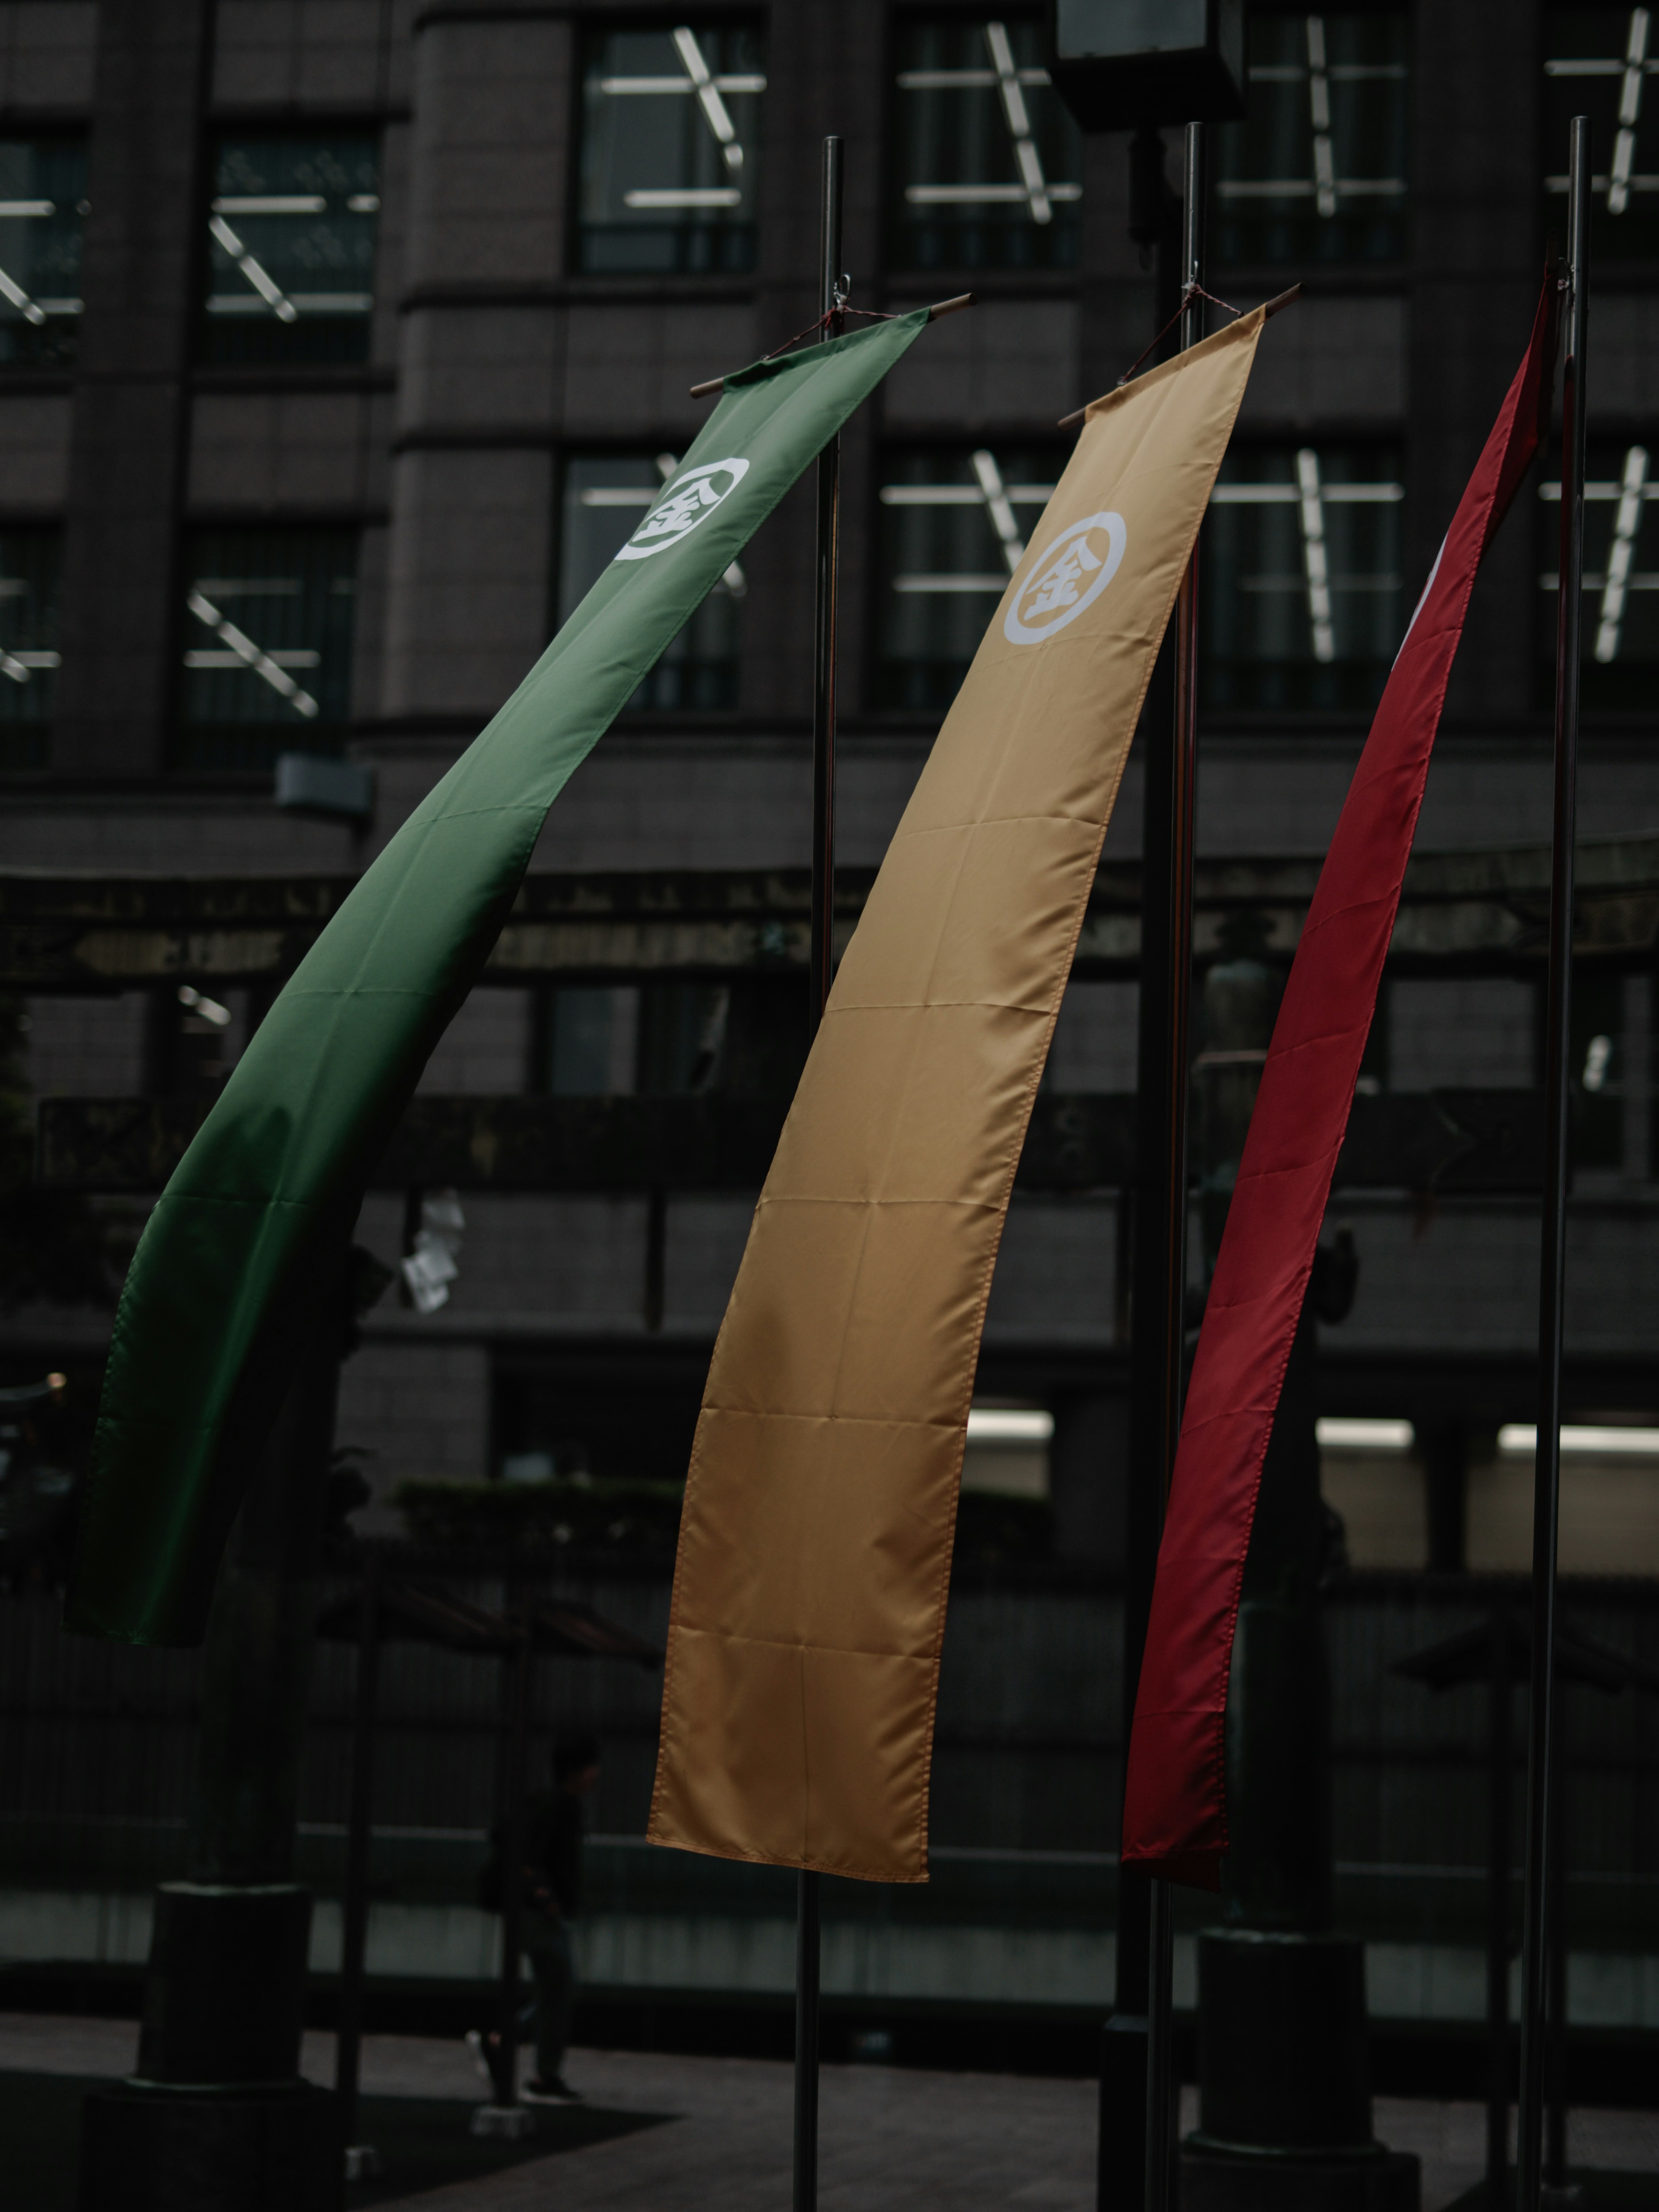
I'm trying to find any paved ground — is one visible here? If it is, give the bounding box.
[5,2010,1659,2211]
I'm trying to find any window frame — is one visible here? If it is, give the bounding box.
[197,127,384,370]
[1212,2,1411,270]
[0,128,89,375]
[174,519,362,774]
[552,446,748,714]
[570,16,768,281]
[1200,438,1409,719]
[884,9,1085,279]
[871,435,1067,713]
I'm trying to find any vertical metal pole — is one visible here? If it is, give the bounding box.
[796,129,842,2212]
[1109,128,1182,2212]
[1517,113,1589,2212]
[1143,118,1206,2212]
[1486,1610,1512,2202]
[493,1607,532,2108]
[336,1548,382,2163]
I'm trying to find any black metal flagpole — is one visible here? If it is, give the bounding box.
[1516,111,1589,2212]
[1142,116,1206,2212]
[795,127,842,2212]
[336,1546,383,2179]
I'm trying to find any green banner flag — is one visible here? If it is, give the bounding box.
[69,310,930,1647]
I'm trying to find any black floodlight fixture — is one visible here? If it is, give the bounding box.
[1045,0,1247,131]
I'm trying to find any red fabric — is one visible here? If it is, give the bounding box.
[1121,282,1558,1890]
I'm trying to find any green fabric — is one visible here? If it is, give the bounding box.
[68,311,929,1647]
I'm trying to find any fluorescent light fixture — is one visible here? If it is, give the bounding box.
[1296,446,1336,663]
[0,200,54,218]
[881,483,1058,506]
[892,574,1010,594]
[1316,1417,1415,1451]
[213,195,327,216]
[905,183,1082,205]
[966,1407,1055,1445]
[598,74,765,94]
[623,188,742,209]
[187,589,318,717]
[1499,1424,1659,1456]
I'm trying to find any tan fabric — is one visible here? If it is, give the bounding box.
[649,308,1268,1883]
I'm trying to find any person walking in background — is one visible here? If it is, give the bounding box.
[469,1726,602,2104]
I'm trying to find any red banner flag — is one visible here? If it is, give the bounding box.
[1122,280,1558,1890]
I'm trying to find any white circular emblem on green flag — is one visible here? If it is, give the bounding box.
[1004,512,1127,643]
[616,458,752,560]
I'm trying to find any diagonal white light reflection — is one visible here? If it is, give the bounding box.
[1611,7,1652,214]
[1295,447,1337,662]
[209,214,299,322]
[985,21,1051,223]
[187,590,318,715]
[1595,444,1650,662]
[970,449,1026,574]
[672,27,744,175]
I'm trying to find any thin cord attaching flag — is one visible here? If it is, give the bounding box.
[1121,276,1560,1891]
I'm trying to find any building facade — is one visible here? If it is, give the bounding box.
[1,0,1657,1598]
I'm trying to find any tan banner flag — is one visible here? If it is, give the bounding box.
[649,306,1268,1884]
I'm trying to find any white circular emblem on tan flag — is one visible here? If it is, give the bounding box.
[1004,512,1128,644]
[616,458,751,560]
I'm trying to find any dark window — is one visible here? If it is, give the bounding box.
[178,528,357,771]
[876,445,1062,710]
[556,454,743,709]
[890,16,1082,273]
[203,136,379,365]
[537,986,638,1096]
[0,529,57,766]
[1203,445,1405,712]
[1544,8,1659,260]
[1215,10,1409,265]
[577,25,764,275]
[0,137,86,369]
[1538,439,1659,709]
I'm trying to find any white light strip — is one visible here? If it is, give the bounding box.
[971,448,1025,573]
[1595,444,1649,662]
[986,20,1050,223]
[1296,446,1336,662]
[1316,1417,1416,1452]
[1306,16,1338,218]
[0,261,45,326]
[0,199,53,218]
[623,188,741,209]
[580,488,657,507]
[208,214,298,321]
[186,590,318,717]
[967,1407,1055,1445]
[1610,7,1652,214]
[880,483,1058,505]
[184,648,319,669]
[1499,1424,1659,1456]
[672,25,744,176]
[597,73,764,94]
[1541,479,1659,500]
[213,194,326,215]
[897,68,1050,89]
[1545,171,1659,194]
[906,182,1082,205]
[1217,178,1406,200]
[893,573,1009,594]
[657,451,745,596]
[1211,482,1403,504]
